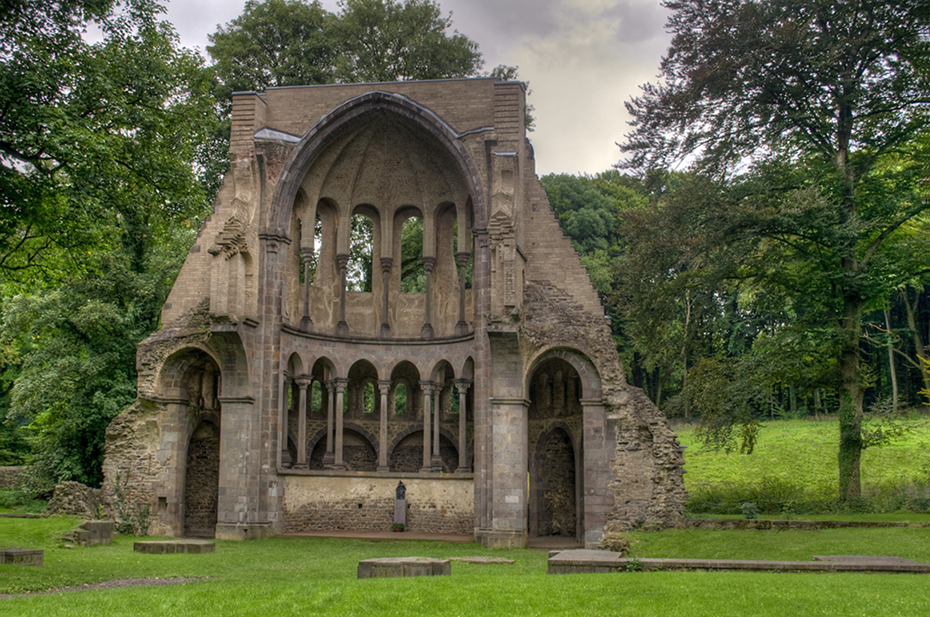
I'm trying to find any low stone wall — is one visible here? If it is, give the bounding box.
[684,518,909,530]
[0,466,25,489]
[283,475,473,535]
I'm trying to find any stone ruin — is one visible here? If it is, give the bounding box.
[102,78,686,547]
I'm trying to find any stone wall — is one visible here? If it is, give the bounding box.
[282,476,473,534]
[521,281,687,532]
[0,466,24,489]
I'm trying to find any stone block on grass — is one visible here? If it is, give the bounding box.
[0,548,43,566]
[134,540,215,554]
[358,557,450,578]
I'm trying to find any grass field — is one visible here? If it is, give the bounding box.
[676,417,930,513]
[3,418,930,615]
[2,516,930,616]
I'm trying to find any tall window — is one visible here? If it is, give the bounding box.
[452,219,472,289]
[400,217,425,292]
[299,213,322,285]
[394,383,408,414]
[347,214,373,291]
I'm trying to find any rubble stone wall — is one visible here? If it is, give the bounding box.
[282,476,473,534]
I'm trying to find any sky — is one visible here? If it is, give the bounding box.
[161,0,673,177]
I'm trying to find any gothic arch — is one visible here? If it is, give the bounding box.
[525,346,602,402]
[267,92,488,240]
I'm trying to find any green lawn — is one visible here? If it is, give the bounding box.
[3,516,930,616]
[677,417,930,512]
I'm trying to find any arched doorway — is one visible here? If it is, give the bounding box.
[170,350,222,539]
[184,420,220,537]
[527,357,584,541]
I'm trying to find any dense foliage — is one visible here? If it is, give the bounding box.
[617,0,930,498]
[0,0,218,487]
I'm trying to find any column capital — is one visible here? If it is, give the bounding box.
[300,246,315,258]
[452,378,472,392]
[294,376,312,389]
[422,256,436,272]
[418,381,439,394]
[377,380,392,394]
[380,256,393,271]
[456,252,471,268]
[333,377,350,393]
[335,253,350,269]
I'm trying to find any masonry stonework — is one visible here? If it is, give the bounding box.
[103,78,685,547]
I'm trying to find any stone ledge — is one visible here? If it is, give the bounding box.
[357,557,451,578]
[133,540,215,555]
[547,550,930,575]
[0,548,43,566]
[685,518,910,530]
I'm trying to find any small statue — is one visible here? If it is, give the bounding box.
[395,481,406,500]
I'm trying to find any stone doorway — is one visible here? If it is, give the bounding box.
[183,420,220,538]
[528,358,584,541]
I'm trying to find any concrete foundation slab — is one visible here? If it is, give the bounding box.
[357,557,451,578]
[0,548,43,566]
[547,550,930,575]
[133,540,216,554]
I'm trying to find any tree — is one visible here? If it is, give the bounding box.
[334,0,482,83]
[1,0,219,488]
[207,0,339,96]
[1,0,217,285]
[207,0,483,94]
[622,0,929,499]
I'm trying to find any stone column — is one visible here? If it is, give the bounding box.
[419,382,435,471]
[281,375,293,468]
[294,377,310,468]
[300,248,314,332]
[333,378,349,470]
[420,256,435,339]
[455,252,470,336]
[431,386,443,469]
[322,380,335,467]
[380,257,392,338]
[581,398,609,548]
[336,253,349,336]
[377,380,392,471]
[454,379,471,473]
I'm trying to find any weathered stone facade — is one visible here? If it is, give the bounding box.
[103,78,685,547]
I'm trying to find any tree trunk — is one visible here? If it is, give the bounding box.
[838,295,864,500]
[884,307,898,413]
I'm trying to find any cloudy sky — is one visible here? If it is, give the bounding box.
[162,0,673,176]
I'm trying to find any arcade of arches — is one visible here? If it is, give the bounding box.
[103,79,687,548]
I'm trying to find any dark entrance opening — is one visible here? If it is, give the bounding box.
[528,357,584,541]
[184,420,220,538]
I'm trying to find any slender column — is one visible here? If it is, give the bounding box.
[454,379,471,473]
[420,256,435,339]
[431,385,443,469]
[336,253,349,336]
[322,380,335,467]
[380,257,392,338]
[281,375,293,468]
[300,248,314,332]
[419,382,436,471]
[455,252,470,336]
[333,378,349,469]
[377,380,391,471]
[293,377,310,468]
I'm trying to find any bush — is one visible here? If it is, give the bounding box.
[0,488,47,513]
